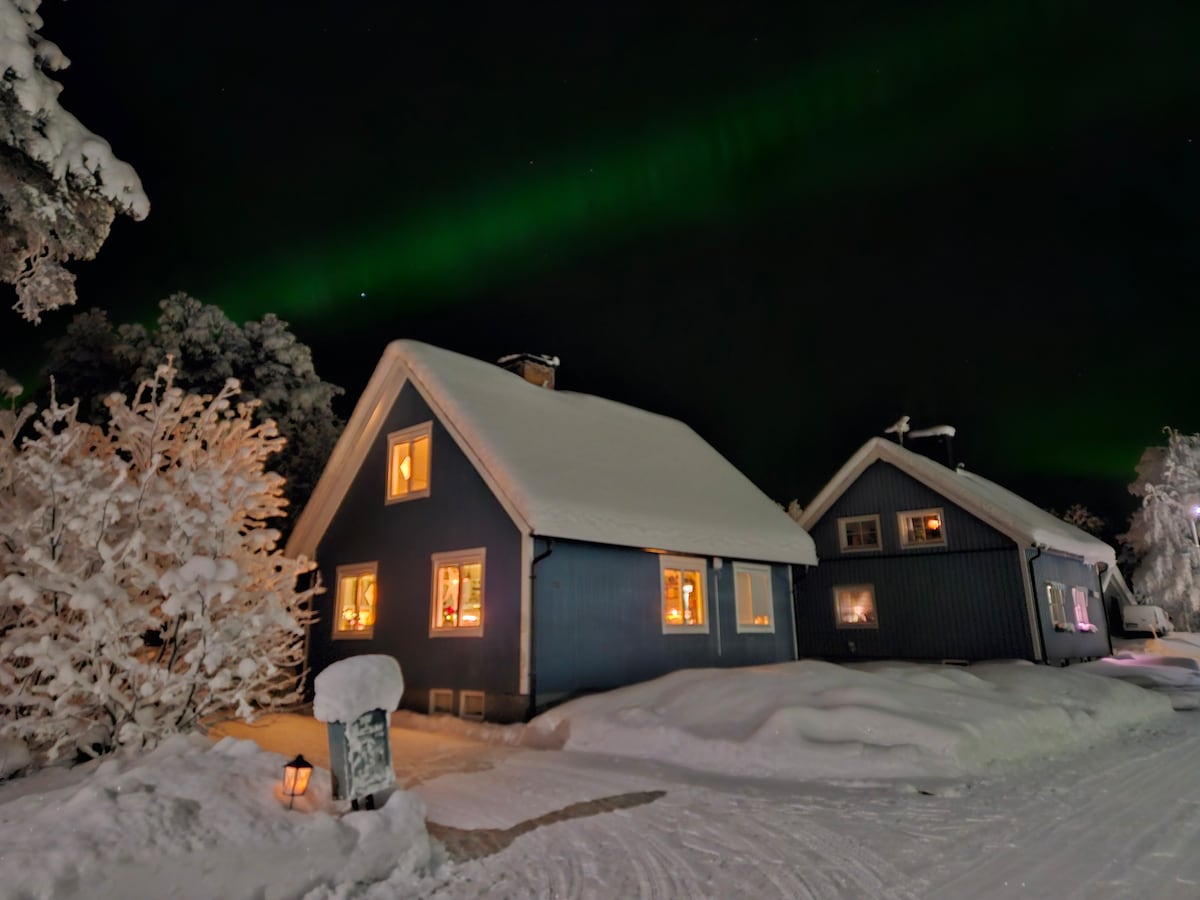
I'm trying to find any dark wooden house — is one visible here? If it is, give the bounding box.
[794,437,1115,664]
[288,341,816,722]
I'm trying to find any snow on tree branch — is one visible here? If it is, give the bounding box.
[1122,428,1200,631]
[0,362,317,764]
[0,0,149,322]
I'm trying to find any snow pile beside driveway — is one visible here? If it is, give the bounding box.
[0,734,432,900]
[1078,653,1200,710]
[526,660,1174,780]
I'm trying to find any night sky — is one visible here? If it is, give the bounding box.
[2,0,1198,535]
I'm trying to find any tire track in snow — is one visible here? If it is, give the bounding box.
[925,723,1200,899]
[423,777,923,899]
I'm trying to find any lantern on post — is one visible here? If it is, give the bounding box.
[282,754,313,809]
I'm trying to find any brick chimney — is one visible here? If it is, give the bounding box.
[497,352,559,389]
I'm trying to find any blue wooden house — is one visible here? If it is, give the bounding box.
[287,341,816,722]
[794,437,1115,664]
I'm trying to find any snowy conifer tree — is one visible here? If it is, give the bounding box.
[0,0,148,321]
[42,294,343,525]
[0,363,317,763]
[1122,428,1200,631]
[1052,504,1105,537]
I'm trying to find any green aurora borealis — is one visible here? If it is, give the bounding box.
[212,0,1193,331]
[5,0,1198,522]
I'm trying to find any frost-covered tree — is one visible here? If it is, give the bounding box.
[1121,429,1200,631]
[1051,504,1105,537]
[0,0,148,321]
[42,295,343,524]
[0,363,318,763]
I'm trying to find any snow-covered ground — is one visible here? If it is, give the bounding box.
[1,655,1196,899]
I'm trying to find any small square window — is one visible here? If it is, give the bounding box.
[334,562,377,639]
[660,555,709,634]
[429,688,454,715]
[386,422,432,503]
[459,690,485,721]
[898,508,946,547]
[834,584,878,629]
[838,515,882,552]
[431,548,485,637]
[733,562,775,633]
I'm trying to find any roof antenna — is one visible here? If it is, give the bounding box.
[884,415,910,446]
[909,425,957,467]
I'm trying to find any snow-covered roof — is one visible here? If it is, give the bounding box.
[798,437,1117,567]
[289,340,816,565]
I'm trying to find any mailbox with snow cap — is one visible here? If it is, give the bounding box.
[312,655,404,810]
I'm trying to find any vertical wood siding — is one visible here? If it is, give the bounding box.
[532,539,795,702]
[797,460,1033,660]
[310,382,524,713]
[1028,549,1112,661]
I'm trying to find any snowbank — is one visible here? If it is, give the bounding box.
[0,735,432,899]
[1078,653,1200,710]
[0,737,30,779]
[313,654,405,724]
[525,660,1174,780]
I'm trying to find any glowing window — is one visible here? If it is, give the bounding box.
[733,562,775,633]
[898,508,946,547]
[386,422,432,502]
[1071,586,1097,631]
[1046,582,1068,628]
[838,515,882,552]
[431,548,485,637]
[660,555,709,634]
[334,563,377,639]
[834,584,878,629]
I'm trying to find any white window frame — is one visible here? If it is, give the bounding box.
[837,514,882,552]
[429,688,454,715]
[459,690,485,721]
[660,554,710,635]
[430,547,486,638]
[833,583,879,629]
[897,507,947,548]
[332,561,378,640]
[385,421,432,504]
[732,562,775,633]
[1046,581,1068,629]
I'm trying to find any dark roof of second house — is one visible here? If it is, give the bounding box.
[798,437,1116,567]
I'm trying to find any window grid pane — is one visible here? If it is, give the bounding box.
[1046,583,1066,624]
[411,435,430,491]
[337,572,376,632]
[681,569,704,625]
[437,564,460,628]
[835,586,877,626]
[459,561,482,626]
[736,571,754,624]
[389,440,411,497]
[1072,587,1091,627]
[751,571,771,624]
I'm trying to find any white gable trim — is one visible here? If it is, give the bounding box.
[287,344,532,561]
[287,352,407,559]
